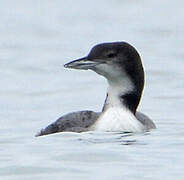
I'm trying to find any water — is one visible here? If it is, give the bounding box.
[0,0,184,179]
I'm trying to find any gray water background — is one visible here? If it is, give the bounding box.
[0,0,184,179]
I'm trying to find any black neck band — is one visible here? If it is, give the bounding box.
[120,92,140,114]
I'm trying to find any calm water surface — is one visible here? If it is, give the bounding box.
[0,0,184,179]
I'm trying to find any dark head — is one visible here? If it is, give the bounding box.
[65,42,145,113]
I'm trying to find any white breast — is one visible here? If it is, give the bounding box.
[90,67,145,132]
[91,106,145,132]
[90,78,145,132]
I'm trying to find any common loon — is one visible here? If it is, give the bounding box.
[36,42,156,136]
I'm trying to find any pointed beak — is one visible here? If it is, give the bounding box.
[64,57,101,70]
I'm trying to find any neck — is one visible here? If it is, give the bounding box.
[120,92,140,113]
[102,78,142,114]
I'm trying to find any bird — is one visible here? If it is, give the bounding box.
[36,41,156,136]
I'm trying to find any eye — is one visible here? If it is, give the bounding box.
[107,53,116,58]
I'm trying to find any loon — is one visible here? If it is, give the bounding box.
[36,42,156,136]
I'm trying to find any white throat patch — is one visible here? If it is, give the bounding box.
[90,68,145,132]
